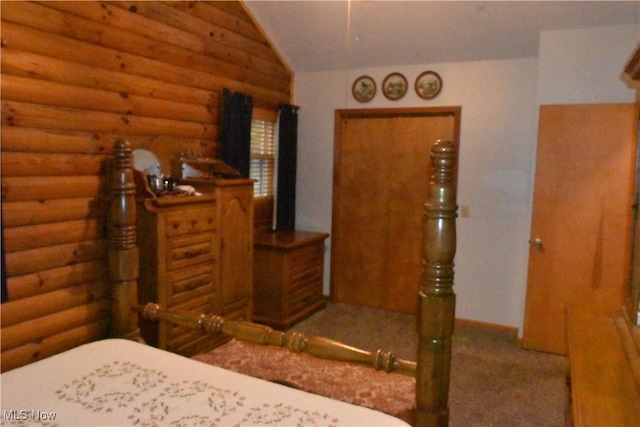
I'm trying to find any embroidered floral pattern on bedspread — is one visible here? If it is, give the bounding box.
[1,360,340,427]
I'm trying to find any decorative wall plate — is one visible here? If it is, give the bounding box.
[415,71,442,100]
[382,72,408,100]
[352,75,376,103]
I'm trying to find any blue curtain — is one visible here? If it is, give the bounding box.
[219,89,253,178]
[276,104,299,231]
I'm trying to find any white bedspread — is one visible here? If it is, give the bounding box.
[0,339,408,427]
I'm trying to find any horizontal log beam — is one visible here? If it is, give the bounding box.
[27,1,290,89]
[1,176,103,202]
[0,319,108,373]
[107,1,281,65]
[138,303,417,376]
[2,101,216,140]
[1,300,109,351]
[2,21,289,104]
[172,2,259,39]
[1,280,108,327]
[4,240,106,277]
[1,127,211,158]
[1,151,107,177]
[6,261,107,301]
[1,198,103,227]
[1,49,218,107]
[1,74,216,125]
[3,219,104,253]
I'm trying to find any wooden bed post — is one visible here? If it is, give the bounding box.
[416,140,458,427]
[108,139,141,341]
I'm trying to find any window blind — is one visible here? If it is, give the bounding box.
[250,118,277,197]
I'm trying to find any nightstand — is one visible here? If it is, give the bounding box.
[253,230,329,330]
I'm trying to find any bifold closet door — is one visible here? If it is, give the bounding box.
[331,109,458,314]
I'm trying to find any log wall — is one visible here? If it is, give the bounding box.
[0,0,292,372]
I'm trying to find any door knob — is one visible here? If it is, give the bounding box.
[533,238,543,250]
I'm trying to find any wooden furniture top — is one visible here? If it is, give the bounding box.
[566,309,640,427]
[254,230,330,249]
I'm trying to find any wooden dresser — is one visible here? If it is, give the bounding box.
[566,309,640,427]
[137,179,254,356]
[563,43,640,427]
[253,230,329,330]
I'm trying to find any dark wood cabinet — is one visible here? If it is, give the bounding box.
[253,231,329,330]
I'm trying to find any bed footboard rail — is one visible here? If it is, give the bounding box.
[137,302,417,376]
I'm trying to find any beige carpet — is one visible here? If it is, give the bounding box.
[289,302,568,427]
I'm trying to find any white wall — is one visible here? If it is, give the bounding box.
[538,25,638,105]
[293,24,638,332]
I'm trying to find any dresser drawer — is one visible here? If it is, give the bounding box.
[169,293,216,332]
[166,233,216,272]
[165,207,216,237]
[169,332,223,356]
[167,264,215,305]
[166,294,224,356]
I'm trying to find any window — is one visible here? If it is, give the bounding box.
[250,117,277,197]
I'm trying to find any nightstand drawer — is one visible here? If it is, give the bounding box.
[287,264,323,292]
[289,285,324,316]
[165,207,216,237]
[288,243,323,267]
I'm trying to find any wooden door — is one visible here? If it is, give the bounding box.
[331,108,460,314]
[522,103,637,355]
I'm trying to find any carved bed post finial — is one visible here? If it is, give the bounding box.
[108,139,141,341]
[416,140,458,427]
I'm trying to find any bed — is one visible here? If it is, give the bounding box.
[0,139,458,427]
[0,338,408,426]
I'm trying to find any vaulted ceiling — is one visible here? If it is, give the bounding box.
[243,1,640,72]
